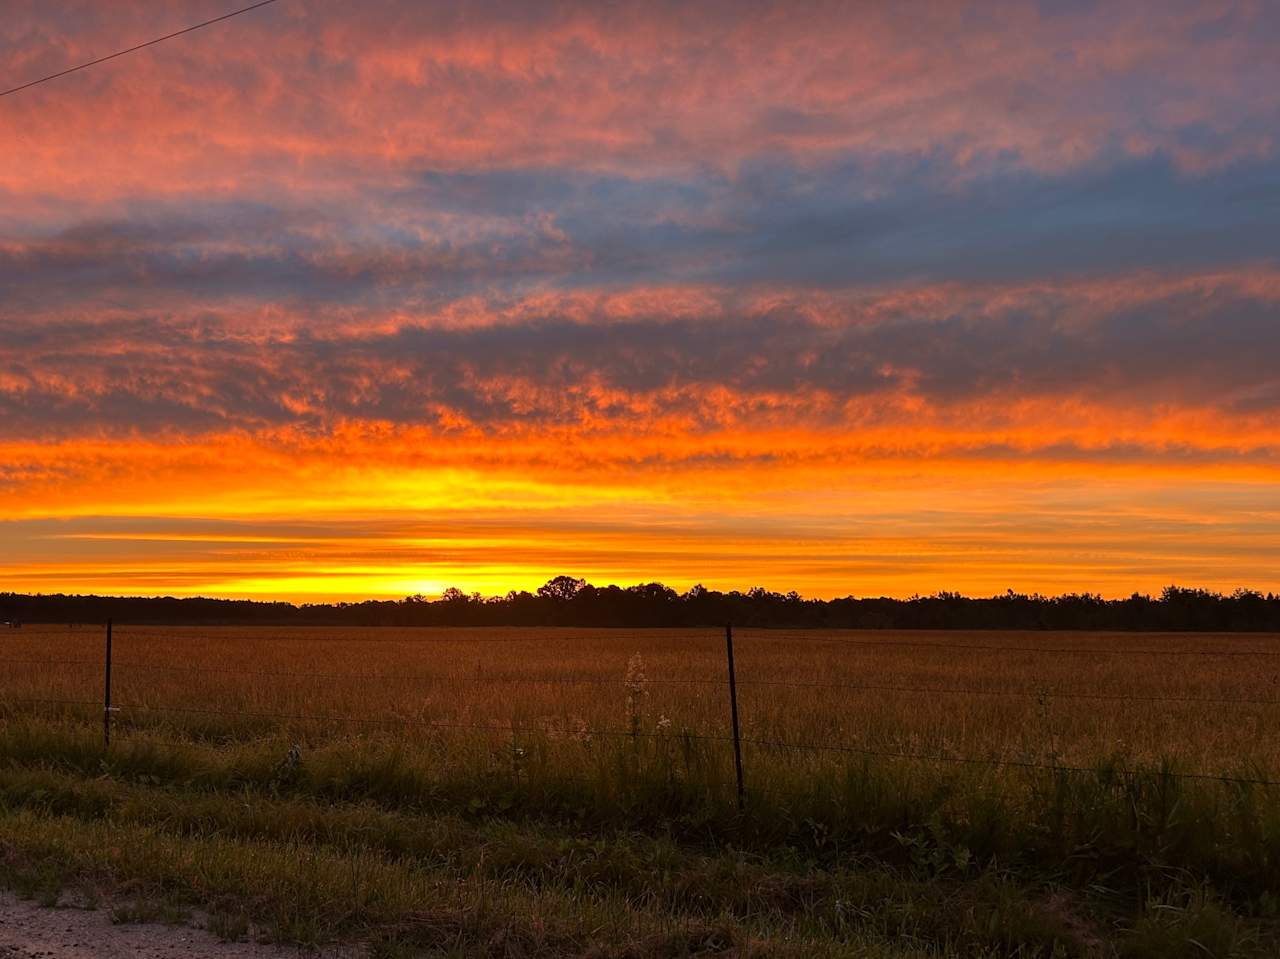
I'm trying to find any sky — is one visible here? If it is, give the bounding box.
[1,0,1279,601]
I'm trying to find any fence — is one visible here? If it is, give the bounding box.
[4,620,1280,803]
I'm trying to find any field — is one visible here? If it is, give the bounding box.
[2,625,1279,957]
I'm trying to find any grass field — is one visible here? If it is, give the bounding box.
[2,625,1279,957]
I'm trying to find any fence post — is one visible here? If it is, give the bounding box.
[103,619,113,750]
[724,623,745,810]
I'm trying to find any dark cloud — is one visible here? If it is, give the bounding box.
[2,276,1278,438]
[1,151,1278,324]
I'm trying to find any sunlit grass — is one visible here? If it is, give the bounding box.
[1,624,1279,956]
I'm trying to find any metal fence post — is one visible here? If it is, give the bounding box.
[103,619,113,750]
[725,623,745,810]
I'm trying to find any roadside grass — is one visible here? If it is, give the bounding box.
[0,804,1045,958]
[4,719,1279,897]
[0,721,1277,956]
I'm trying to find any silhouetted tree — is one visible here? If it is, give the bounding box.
[536,576,587,601]
[3,582,1279,631]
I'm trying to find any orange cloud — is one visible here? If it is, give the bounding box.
[3,2,1278,599]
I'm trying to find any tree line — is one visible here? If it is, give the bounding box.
[3,578,1279,630]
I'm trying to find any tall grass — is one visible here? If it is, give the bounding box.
[9,624,1280,769]
[2,624,1278,954]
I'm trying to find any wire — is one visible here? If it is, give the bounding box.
[1,0,283,99]
[734,679,1280,706]
[111,702,734,745]
[103,632,622,646]
[7,698,1276,788]
[739,737,1280,787]
[741,635,1280,657]
[50,660,723,687]
[105,730,735,788]
[83,628,1280,655]
[12,698,1273,789]
[5,658,1276,707]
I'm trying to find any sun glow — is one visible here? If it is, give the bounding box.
[3,2,1278,600]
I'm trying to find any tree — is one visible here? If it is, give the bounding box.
[537,576,587,602]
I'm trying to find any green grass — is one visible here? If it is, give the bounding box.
[0,718,1277,956]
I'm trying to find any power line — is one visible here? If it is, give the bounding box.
[0,0,283,99]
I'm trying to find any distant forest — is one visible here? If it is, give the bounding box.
[3,578,1280,630]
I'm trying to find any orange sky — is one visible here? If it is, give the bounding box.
[2,1,1279,600]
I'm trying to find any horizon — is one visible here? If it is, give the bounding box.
[3,2,1279,600]
[5,579,1277,607]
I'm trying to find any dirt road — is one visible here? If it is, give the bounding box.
[0,893,352,958]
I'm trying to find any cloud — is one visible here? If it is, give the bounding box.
[2,153,1277,329]
[3,0,1277,193]
[1,271,1279,442]
[2,1,1278,598]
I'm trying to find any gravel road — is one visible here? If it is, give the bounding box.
[0,892,353,958]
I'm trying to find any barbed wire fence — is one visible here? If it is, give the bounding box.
[4,621,1280,803]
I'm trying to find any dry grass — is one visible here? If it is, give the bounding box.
[3,625,1280,956]
[5,624,1279,777]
